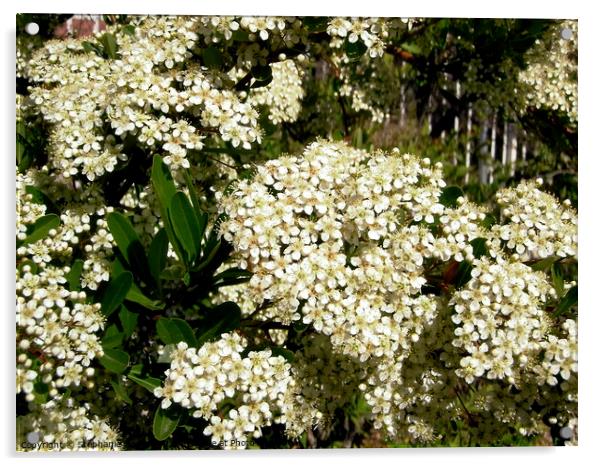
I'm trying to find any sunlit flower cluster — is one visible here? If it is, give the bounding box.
[450,256,555,384]
[154,335,292,448]
[23,17,263,180]
[326,17,391,58]
[17,398,120,451]
[520,20,578,125]
[489,179,578,261]
[248,59,305,124]
[218,141,452,359]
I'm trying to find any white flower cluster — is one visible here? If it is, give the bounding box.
[218,141,459,359]
[248,59,305,124]
[23,17,263,180]
[535,318,578,387]
[520,20,578,125]
[216,140,578,443]
[154,334,292,448]
[17,398,120,451]
[489,179,577,261]
[326,17,391,58]
[450,256,555,384]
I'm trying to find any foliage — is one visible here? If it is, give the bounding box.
[16,15,577,450]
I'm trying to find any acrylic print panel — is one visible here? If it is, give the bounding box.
[16,14,577,451]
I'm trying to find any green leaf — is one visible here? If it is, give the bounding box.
[127,364,162,393]
[212,267,253,288]
[551,263,565,297]
[151,155,178,210]
[470,238,488,259]
[33,381,49,404]
[122,24,136,36]
[151,155,185,263]
[270,347,295,362]
[157,344,176,363]
[202,45,223,69]
[118,306,138,338]
[101,271,133,317]
[250,64,273,88]
[168,192,201,266]
[302,17,329,33]
[455,262,473,288]
[153,405,181,441]
[106,212,149,281]
[99,33,118,59]
[22,214,60,245]
[555,285,577,317]
[439,186,464,208]
[110,378,132,405]
[102,324,124,349]
[125,283,165,310]
[195,239,222,272]
[99,348,130,374]
[156,318,197,347]
[65,259,84,291]
[148,228,169,284]
[184,171,208,241]
[344,38,368,61]
[82,40,102,56]
[197,301,242,346]
[531,256,560,271]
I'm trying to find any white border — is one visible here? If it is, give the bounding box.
[3,1,601,465]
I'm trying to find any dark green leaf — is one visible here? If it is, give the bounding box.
[65,259,84,291]
[195,239,222,271]
[302,17,329,32]
[118,306,138,338]
[148,228,169,283]
[151,154,177,211]
[99,33,118,59]
[250,64,273,88]
[184,171,208,241]
[270,347,295,362]
[122,24,136,36]
[125,283,164,310]
[22,214,60,245]
[127,364,162,393]
[168,192,201,265]
[33,381,49,404]
[102,324,124,348]
[197,301,242,345]
[99,348,130,374]
[106,212,149,281]
[82,40,102,55]
[212,267,253,288]
[470,238,488,259]
[439,186,464,208]
[101,271,133,317]
[153,405,181,441]
[344,39,368,61]
[202,45,223,69]
[151,155,185,263]
[110,378,132,405]
[551,263,564,297]
[455,261,473,288]
[555,285,577,317]
[156,318,197,347]
[531,256,560,271]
